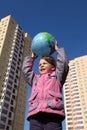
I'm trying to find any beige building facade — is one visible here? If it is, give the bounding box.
[0,15,32,130]
[64,56,87,130]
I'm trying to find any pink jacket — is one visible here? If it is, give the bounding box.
[22,48,69,120]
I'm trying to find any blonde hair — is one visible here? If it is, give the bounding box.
[41,56,56,68]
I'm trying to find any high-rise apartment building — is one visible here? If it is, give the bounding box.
[64,55,87,130]
[0,15,32,130]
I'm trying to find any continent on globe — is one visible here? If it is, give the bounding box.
[31,32,55,56]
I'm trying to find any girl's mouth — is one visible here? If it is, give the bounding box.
[41,69,44,71]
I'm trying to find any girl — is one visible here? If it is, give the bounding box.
[22,40,69,130]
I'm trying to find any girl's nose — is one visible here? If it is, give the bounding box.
[41,64,44,67]
[41,65,43,67]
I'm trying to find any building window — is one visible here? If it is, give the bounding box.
[2,109,8,114]
[0,123,5,129]
[1,116,6,123]
[4,102,9,109]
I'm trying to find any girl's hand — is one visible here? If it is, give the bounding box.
[31,49,38,59]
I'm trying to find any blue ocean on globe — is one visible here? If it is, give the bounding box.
[31,32,55,56]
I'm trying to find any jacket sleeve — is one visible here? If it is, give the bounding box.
[22,56,35,86]
[56,48,69,85]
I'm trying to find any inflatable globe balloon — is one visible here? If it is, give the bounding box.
[31,32,55,56]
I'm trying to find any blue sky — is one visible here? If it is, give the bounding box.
[0,0,87,130]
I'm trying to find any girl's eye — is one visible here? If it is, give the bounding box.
[39,62,47,66]
[39,64,41,66]
[43,62,47,65]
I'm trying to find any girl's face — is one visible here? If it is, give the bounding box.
[39,59,55,74]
